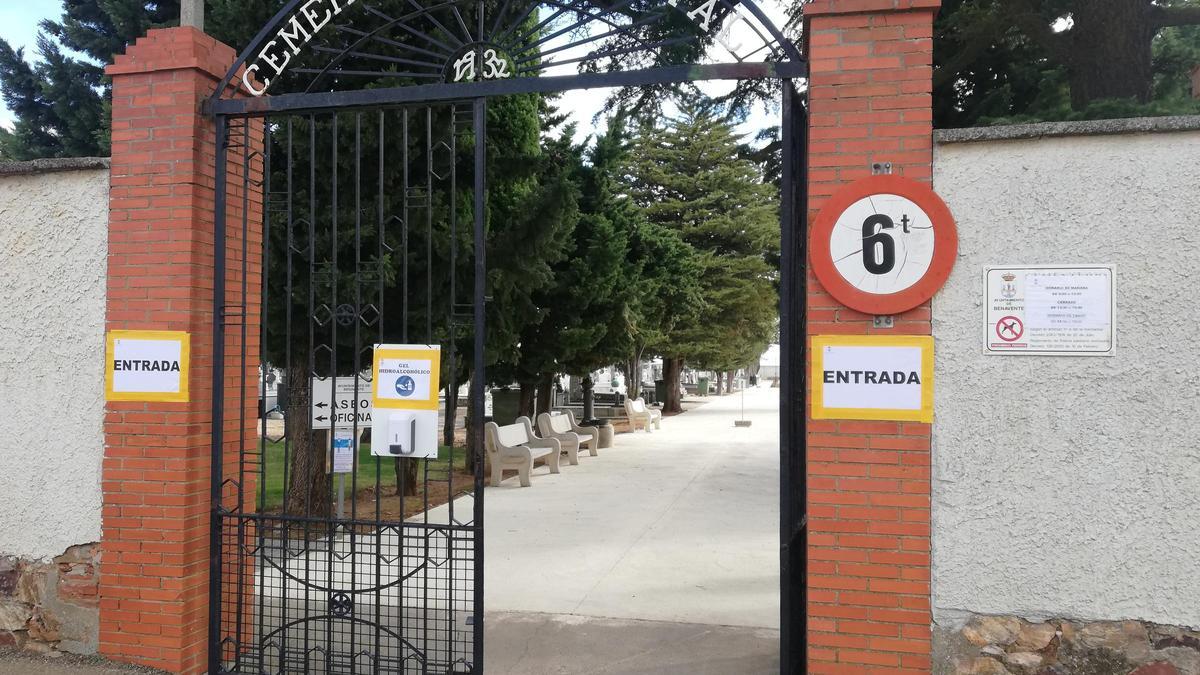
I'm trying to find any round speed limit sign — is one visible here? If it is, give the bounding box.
[810,175,958,315]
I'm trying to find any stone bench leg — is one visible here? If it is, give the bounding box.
[564,443,579,466]
[546,448,561,474]
[518,456,535,487]
[490,458,504,487]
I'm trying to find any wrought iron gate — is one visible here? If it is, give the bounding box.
[206,0,808,672]
[210,100,488,673]
[779,80,809,674]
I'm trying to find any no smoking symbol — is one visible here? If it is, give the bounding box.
[996,316,1024,342]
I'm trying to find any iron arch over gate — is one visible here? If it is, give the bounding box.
[206,0,808,672]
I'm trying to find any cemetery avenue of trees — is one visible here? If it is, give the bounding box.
[0,0,1195,516]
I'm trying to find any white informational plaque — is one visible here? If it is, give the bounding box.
[311,376,373,430]
[984,266,1115,356]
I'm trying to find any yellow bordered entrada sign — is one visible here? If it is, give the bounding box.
[371,344,441,411]
[811,335,933,423]
[105,330,191,402]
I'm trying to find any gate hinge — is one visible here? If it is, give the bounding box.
[221,304,246,326]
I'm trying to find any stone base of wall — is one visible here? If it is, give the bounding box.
[936,615,1200,675]
[0,544,99,655]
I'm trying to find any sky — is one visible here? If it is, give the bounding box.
[0,0,788,141]
[535,0,791,144]
[0,2,60,128]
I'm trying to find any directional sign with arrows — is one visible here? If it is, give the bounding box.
[311,376,373,430]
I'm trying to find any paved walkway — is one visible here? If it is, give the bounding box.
[0,650,163,674]
[1,389,780,675]
[471,386,782,673]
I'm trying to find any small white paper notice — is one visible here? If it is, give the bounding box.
[332,429,355,474]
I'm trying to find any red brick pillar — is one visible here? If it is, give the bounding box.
[101,28,261,675]
[803,1,939,672]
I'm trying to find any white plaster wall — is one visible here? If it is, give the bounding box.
[932,129,1200,628]
[0,168,108,560]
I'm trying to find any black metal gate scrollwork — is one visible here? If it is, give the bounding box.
[205,0,807,672]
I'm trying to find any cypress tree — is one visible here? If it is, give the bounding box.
[627,97,779,412]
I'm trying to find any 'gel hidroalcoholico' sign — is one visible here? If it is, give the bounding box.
[370,344,441,459]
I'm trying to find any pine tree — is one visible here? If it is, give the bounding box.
[932,0,1200,127]
[627,97,779,412]
[0,0,181,159]
[622,219,702,401]
[595,116,703,402]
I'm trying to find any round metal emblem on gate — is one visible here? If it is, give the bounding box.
[330,591,353,618]
[810,174,958,315]
[334,303,357,327]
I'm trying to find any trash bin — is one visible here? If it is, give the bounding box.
[697,377,709,396]
[597,421,615,449]
[654,379,666,404]
[490,387,521,426]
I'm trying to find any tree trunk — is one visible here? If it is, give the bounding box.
[535,374,554,417]
[442,381,459,448]
[1066,1,1156,109]
[517,381,537,419]
[662,357,684,414]
[625,356,640,400]
[714,371,723,395]
[582,374,595,423]
[726,370,735,393]
[285,363,331,516]
[393,456,418,498]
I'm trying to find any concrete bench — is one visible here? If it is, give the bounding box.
[564,409,613,448]
[624,397,662,432]
[484,416,561,487]
[537,412,599,465]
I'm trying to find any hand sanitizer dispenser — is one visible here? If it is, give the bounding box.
[387,412,416,456]
[369,403,437,459]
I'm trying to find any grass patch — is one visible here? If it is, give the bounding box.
[258,437,467,511]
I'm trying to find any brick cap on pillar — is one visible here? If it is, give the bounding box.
[804,0,941,16]
[106,26,235,79]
